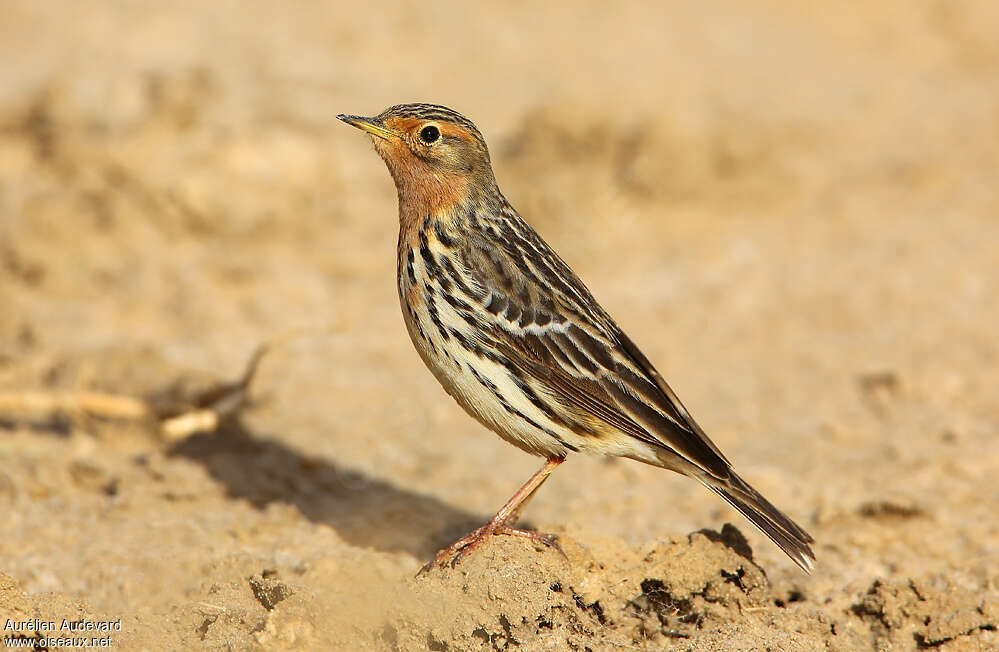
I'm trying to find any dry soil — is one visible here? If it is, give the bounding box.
[1,2,998,650]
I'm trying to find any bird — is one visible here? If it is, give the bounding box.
[337,103,815,573]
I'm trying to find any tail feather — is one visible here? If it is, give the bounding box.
[707,472,816,573]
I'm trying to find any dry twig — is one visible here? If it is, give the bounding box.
[0,328,328,441]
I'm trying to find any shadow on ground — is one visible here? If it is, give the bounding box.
[168,418,487,559]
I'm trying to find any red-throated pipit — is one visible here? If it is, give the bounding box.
[338,104,815,573]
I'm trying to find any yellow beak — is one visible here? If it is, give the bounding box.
[337,114,397,140]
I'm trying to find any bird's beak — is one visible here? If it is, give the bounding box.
[337,114,397,141]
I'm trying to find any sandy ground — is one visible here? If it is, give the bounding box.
[1,1,998,649]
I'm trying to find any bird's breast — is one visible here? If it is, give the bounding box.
[394,223,576,458]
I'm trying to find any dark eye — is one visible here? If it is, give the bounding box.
[419,125,440,143]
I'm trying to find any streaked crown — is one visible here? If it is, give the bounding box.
[376,103,486,145]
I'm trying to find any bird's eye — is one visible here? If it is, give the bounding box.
[419,125,440,144]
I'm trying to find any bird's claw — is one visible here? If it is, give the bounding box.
[416,525,562,577]
[496,527,565,558]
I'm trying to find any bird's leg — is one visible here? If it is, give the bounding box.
[491,483,544,529]
[420,456,565,573]
[490,456,564,529]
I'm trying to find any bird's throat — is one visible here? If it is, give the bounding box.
[371,136,495,229]
[395,173,470,225]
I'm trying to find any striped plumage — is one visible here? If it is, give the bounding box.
[339,103,816,572]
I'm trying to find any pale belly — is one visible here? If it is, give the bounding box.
[398,280,579,459]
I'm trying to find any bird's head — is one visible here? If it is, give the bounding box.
[338,103,498,218]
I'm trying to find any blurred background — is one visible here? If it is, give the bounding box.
[1,1,996,649]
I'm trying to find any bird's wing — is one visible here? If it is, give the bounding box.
[454,215,731,480]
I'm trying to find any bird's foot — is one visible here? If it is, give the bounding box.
[417,525,563,576]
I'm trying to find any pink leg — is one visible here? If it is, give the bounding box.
[420,456,565,574]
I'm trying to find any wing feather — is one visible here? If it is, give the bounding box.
[458,222,731,479]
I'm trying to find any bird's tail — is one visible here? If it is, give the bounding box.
[704,471,815,573]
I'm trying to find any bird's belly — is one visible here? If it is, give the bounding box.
[398,289,575,458]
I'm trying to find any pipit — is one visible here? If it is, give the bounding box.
[338,104,815,572]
